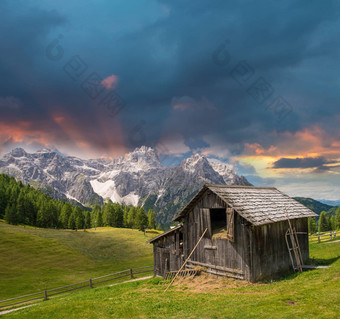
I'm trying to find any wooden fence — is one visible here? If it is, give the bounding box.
[309,231,337,244]
[0,265,153,309]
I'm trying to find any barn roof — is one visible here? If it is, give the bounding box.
[146,224,182,244]
[173,184,317,226]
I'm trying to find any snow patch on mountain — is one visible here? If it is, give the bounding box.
[90,179,139,206]
[0,146,252,223]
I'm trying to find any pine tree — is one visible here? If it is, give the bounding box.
[74,206,84,230]
[47,201,59,228]
[85,211,91,229]
[0,186,8,218]
[8,184,20,206]
[135,207,148,231]
[25,194,36,226]
[59,203,73,228]
[4,204,18,225]
[76,215,83,230]
[103,203,115,226]
[318,211,329,232]
[92,204,101,228]
[127,207,137,228]
[68,212,76,230]
[97,209,103,227]
[36,201,49,228]
[16,191,26,224]
[123,206,129,227]
[335,207,340,230]
[308,217,317,234]
[147,209,156,229]
[113,203,124,228]
[156,224,163,231]
[330,215,336,231]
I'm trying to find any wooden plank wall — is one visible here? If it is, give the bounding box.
[249,218,309,281]
[183,189,251,281]
[152,228,183,277]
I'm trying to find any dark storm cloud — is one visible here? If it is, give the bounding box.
[0,0,339,156]
[106,0,340,151]
[272,157,335,169]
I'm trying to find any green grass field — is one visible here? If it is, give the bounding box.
[0,221,156,300]
[2,228,339,319]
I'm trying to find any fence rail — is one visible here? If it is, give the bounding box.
[0,265,153,309]
[309,231,337,243]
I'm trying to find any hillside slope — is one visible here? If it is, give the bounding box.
[0,222,154,300]
[5,241,340,319]
[294,197,333,215]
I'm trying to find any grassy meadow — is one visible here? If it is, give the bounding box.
[0,221,157,300]
[2,232,339,318]
[1,221,339,318]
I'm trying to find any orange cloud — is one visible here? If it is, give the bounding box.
[242,126,340,159]
[0,121,50,146]
[101,75,119,89]
[51,110,125,158]
[53,115,65,124]
[234,125,340,178]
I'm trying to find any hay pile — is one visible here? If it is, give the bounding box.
[172,273,254,293]
[212,227,228,239]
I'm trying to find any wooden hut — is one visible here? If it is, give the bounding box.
[148,184,317,282]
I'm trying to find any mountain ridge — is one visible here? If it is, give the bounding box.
[0,146,251,224]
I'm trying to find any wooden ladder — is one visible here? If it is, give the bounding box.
[285,214,303,272]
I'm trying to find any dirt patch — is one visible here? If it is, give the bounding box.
[0,304,34,315]
[286,300,297,306]
[171,273,260,294]
[324,239,340,244]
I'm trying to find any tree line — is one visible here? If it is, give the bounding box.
[308,208,340,234]
[0,174,160,231]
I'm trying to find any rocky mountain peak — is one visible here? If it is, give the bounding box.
[0,146,252,224]
[10,148,27,157]
[208,158,252,186]
[115,146,162,171]
[180,153,207,169]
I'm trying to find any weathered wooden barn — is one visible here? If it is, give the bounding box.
[148,184,317,282]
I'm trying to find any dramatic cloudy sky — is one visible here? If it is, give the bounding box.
[1,0,340,200]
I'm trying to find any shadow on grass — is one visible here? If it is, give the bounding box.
[307,256,340,266]
[261,255,339,283]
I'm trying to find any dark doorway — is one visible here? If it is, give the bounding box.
[210,208,227,236]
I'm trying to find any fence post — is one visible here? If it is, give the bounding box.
[44,290,48,301]
[89,279,93,288]
[130,269,133,279]
[318,236,320,243]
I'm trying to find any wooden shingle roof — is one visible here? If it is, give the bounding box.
[146,225,182,244]
[173,184,317,226]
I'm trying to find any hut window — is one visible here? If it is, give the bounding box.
[209,208,234,241]
[210,208,227,237]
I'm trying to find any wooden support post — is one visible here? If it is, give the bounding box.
[129,269,133,279]
[164,258,168,276]
[44,290,48,301]
[164,228,207,293]
[89,279,93,288]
